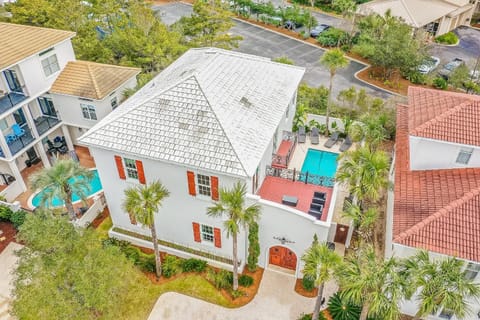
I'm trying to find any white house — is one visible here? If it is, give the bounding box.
[387,87,480,319]
[80,48,339,276]
[0,22,139,202]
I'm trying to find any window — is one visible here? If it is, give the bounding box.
[124,158,138,180]
[38,97,56,117]
[81,104,97,120]
[0,119,8,131]
[456,148,473,165]
[438,309,453,319]
[285,104,290,119]
[197,174,211,196]
[41,54,60,77]
[201,224,214,243]
[111,96,118,110]
[464,262,480,280]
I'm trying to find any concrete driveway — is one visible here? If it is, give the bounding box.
[0,242,22,320]
[153,2,391,99]
[148,269,337,320]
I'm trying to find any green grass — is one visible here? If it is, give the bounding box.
[96,216,112,239]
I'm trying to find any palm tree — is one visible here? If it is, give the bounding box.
[348,113,388,151]
[123,181,170,279]
[337,246,405,320]
[319,48,349,136]
[342,202,378,244]
[30,159,94,221]
[403,251,480,320]
[336,146,389,204]
[302,242,342,320]
[207,182,261,290]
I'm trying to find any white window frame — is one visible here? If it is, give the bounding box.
[456,148,473,165]
[464,262,480,280]
[200,224,214,244]
[0,119,8,132]
[111,96,118,110]
[197,174,211,197]
[80,104,97,121]
[41,54,60,77]
[123,158,139,181]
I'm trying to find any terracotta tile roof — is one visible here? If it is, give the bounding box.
[50,60,140,100]
[393,87,480,262]
[408,87,480,146]
[0,23,75,70]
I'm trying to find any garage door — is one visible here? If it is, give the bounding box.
[269,246,297,270]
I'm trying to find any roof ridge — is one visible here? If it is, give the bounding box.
[394,186,480,242]
[75,60,140,71]
[0,22,75,35]
[86,63,102,100]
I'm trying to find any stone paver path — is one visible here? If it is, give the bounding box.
[0,242,22,320]
[148,269,338,320]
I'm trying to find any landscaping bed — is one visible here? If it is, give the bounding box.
[294,277,318,298]
[0,221,17,253]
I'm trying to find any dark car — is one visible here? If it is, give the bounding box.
[284,20,303,30]
[310,24,330,38]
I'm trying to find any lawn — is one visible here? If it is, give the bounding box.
[96,215,112,239]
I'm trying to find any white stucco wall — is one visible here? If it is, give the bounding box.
[409,136,480,170]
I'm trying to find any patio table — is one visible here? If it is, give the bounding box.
[282,195,298,207]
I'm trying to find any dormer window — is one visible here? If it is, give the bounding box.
[456,148,473,165]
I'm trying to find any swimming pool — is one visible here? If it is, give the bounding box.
[31,169,103,208]
[301,149,338,178]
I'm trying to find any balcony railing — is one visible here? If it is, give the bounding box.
[265,165,335,187]
[6,125,35,156]
[0,91,28,114]
[34,115,61,136]
[272,131,297,169]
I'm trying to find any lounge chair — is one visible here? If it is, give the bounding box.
[314,191,326,200]
[324,132,339,148]
[340,136,353,152]
[298,126,306,143]
[12,124,25,138]
[310,127,319,145]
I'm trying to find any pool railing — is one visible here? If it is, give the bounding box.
[265,165,335,188]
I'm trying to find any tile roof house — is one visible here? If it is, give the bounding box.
[357,0,478,36]
[79,48,338,276]
[390,87,480,319]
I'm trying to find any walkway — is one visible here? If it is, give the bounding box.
[0,242,22,320]
[148,269,338,320]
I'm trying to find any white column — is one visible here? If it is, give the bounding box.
[21,104,38,139]
[8,160,26,192]
[61,125,74,150]
[0,135,12,159]
[36,141,51,169]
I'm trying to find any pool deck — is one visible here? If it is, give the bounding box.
[288,135,342,171]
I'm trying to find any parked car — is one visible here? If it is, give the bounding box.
[418,56,440,74]
[438,58,464,79]
[284,20,303,30]
[310,24,330,38]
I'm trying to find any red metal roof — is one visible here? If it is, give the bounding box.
[393,87,480,262]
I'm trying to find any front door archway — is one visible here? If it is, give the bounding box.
[269,246,297,270]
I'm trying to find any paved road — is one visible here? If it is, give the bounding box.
[0,242,22,320]
[153,2,392,99]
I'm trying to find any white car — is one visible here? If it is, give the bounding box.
[418,56,440,74]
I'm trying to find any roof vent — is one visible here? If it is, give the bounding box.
[240,97,252,108]
[196,110,207,119]
[178,122,189,130]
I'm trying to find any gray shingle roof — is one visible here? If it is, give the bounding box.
[80,48,305,177]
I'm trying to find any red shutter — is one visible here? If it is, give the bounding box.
[128,213,137,225]
[214,228,222,248]
[114,155,126,180]
[135,160,146,184]
[211,176,219,201]
[187,171,196,196]
[193,222,201,242]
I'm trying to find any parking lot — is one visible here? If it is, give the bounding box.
[152,2,391,99]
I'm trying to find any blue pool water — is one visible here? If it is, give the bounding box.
[301,149,338,178]
[31,169,102,208]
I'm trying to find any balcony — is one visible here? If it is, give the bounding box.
[34,115,61,136]
[5,125,35,156]
[0,91,28,114]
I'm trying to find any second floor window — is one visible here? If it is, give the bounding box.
[464,262,480,280]
[38,97,56,117]
[124,158,139,180]
[456,148,473,165]
[201,224,214,243]
[111,96,118,109]
[41,54,60,77]
[81,104,97,120]
[197,174,211,196]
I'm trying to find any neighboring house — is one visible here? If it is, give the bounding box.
[49,61,140,144]
[387,87,480,319]
[80,48,340,276]
[357,0,478,36]
[0,22,138,202]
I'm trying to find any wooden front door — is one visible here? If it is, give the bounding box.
[334,224,349,244]
[269,246,297,270]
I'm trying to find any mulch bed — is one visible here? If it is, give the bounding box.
[0,221,17,254]
[294,278,318,298]
[90,207,110,229]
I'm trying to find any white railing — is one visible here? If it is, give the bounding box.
[74,193,106,228]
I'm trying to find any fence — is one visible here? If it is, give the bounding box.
[75,193,107,228]
[266,165,335,187]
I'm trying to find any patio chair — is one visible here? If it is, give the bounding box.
[12,123,25,138]
[310,127,319,145]
[339,136,353,152]
[298,126,306,143]
[324,132,339,148]
[314,191,327,200]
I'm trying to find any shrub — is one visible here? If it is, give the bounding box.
[238,274,254,287]
[317,28,348,47]
[328,292,361,320]
[207,269,233,289]
[162,255,180,278]
[122,246,141,262]
[247,222,260,272]
[297,312,326,320]
[230,289,245,299]
[406,70,428,84]
[0,205,12,221]
[102,237,130,249]
[302,275,316,292]
[10,210,27,229]
[180,258,207,273]
[137,253,156,273]
[433,77,448,90]
[435,32,458,45]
